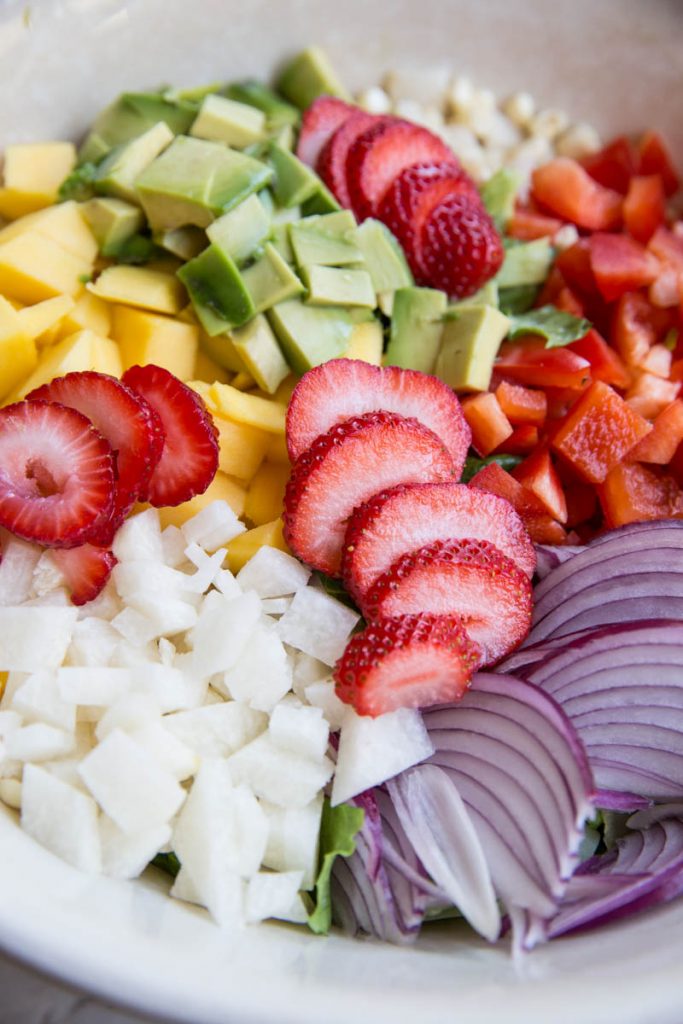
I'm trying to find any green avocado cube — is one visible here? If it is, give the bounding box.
[302,265,375,308]
[277,47,351,109]
[267,298,355,374]
[300,180,341,216]
[154,226,206,261]
[199,330,248,373]
[122,91,197,134]
[496,238,553,288]
[289,211,361,267]
[78,92,195,163]
[82,197,145,252]
[271,223,294,264]
[190,95,267,148]
[241,243,304,314]
[178,243,255,334]
[435,305,510,393]
[224,81,300,131]
[230,314,290,394]
[207,193,271,265]
[480,168,522,229]
[356,219,413,299]
[136,136,273,232]
[269,143,321,208]
[94,122,174,204]
[385,287,447,375]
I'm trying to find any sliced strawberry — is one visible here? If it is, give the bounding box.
[28,371,165,543]
[295,95,356,168]
[52,543,117,606]
[362,537,532,665]
[346,119,454,221]
[0,401,115,548]
[286,358,470,474]
[468,462,568,545]
[341,481,536,607]
[121,365,219,508]
[317,110,383,208]
[283,411,458,576]
[334,612,481,717]
[418,192,504,297]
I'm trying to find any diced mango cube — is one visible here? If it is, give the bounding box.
[3,141,76,197]
[17,295,75,341]
[343,320,384,365]
[88,266,186,314]
[55,291,112,341]
[244,461,290,526]
[0,296,38,400]
[226,518,289,573]
[111,305,198,380]
[91,335,123,377]
[158,471,247,530]
[0,200,98,262]
[0,231,93,303]
[13,329,114,399]
[208,382,286,434]
[266,433,290,466]
[215,416,270,482]
[273,375,299,405]
[230,371,257,391]
[193,349,230,385]
[0,189,56,219]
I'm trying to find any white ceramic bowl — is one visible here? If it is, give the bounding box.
[1,2,683,1021]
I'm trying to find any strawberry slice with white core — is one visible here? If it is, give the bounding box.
[52,543,117,606]
[283,410,458,576]
[317,110,384,208]
[362,537,533,665]
[341,481,536,604]
[334,612,481,717]
[28,371,165,542]
[0,400,115,548]
[122,365,219,508]
[286,358,471,474]
[296,95,356,168]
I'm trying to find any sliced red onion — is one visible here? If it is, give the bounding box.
[594,789,652,812]
[534,543,584,580]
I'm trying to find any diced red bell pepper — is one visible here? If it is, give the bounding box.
[553,285,586,317]
[506,207,563,241]
[638,131,680,197]
[555,240,601,299]
[551,380,651,483]
[581,135,638,195]
[598,461,683,528]
[611,291,658,367]
[531,158,623,231]
[512,448,568,523]
[638,343,672,378]
[648,226,683,270]
[495,380,547,426]
[569,328,631,390]
[626,399,683,464]
[564,481,599,528]
[671,358,683,383]
[625,372,680,420]
[496,336,592,390]
[588,233,660,303]
[535,266,567,307]
[468,462,567,544]
[623,175,666,244]
[493,423,539,455]
[460,392,512,457]
[671,439,683,486]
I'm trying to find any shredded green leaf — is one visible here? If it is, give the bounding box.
[58,162,99,202]
[102,233,162,265]
[498,284,539,316]
[151,851,181,878]
[460,453,524,483]
[315,572,361,613]
[307,799,364,935]
[508,305,592,349]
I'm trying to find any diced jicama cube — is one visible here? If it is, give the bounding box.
[121,593,198,638]
[57,667,131,707]
[112,508,164,563]
[163,702,266,759]
[259,597,292,615]
[277,588,359,666]
[110,639,159,668]
[331,708,434,807]
[110,607,160,647]
[292,652,331,700]
[261,793,323,889]
[268,703,328,762]
[0,533,41,606]
[95,693,161,741]
[228,733,333,808]
[31,551,65,597]
[161,525,187,568]
[67,617,120,667]
[128,722,198,781]
[79,728,186,833]
[23,589,70,608]
[0,747,20,779]
[131,664,207,713]
[213,568,242,598]
[187,590,261,677]
[219,623,292,711]
[244,870,305,924]
[12,670,76,732]
[0,607,78,671]
[157,638,175,666]
[0,710,21,739]
[112,561,191,602]
[170,865,202,906]
[181,500,245,552]
[0,777,21,809]
[1,672,28,710]
[99,815,171,880]
[181,544,227,593]
[304,680,347,731]
[236,546,311,598]
[21,764,101,873]
[75,583,121,622]
[6,723,75,761]
[44,758,90,792]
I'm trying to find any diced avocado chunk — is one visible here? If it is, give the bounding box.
[446,279,499,314]
[82,197,145,252]
[178,242,255,334]
[230,314,290,394]
[122,91,197,135]
[269,143,321,208]
[271,223,294,264]
[241,243,304,313]
[224,81,300,131]
[300,180,341,215]
[496,238,553,288]
[190,95,267,148]
[385,286,447,374]
[78,92,195,163]
[302,265,375,308]
[480,168,521,230]
[135,136,273,232]
[277,47,351,109]
[154,226,206,261]
[289,211,361,267]
[435,305,510,392]
[356,219,413,301]
[267,298,355,374]
[94,122,174,204]
[207,193,271,265]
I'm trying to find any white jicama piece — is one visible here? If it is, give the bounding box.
[128,722,198,781]
[112,562,191,602]
[228,733,333,809]
[21,764,101,873]
[75,584,121,623]
[132,664,208,713]
[244,870,305,924]
[0,710,22,739]
[57,667,132,707]
[236,546,311,599]
[6,723,75,761]
[171,865,202,906]
[277,587,360,666]
[0,533,41,605]
[181,500,245,551]
[268,703,329,762]
[23,589,70,608]
[304,681,347,731]
[161,525,188,568]
[0,607,78,671]
[12,671,76,733]
[110,639,159,668]
[0,777,22,809]
[110,607,160,647]
[44,758,90,793]
[261,794,323,889]
[291,652,331,701]
[95,693,161,741]
[99,815,172,880]
[79,728,186,833]
[259,597,292,615]
[187,590,261,677]
[112,508,164,563]
[67,617,120,667]
[32,551,66,597]
[213,568,242,598]
[120,593,198,638]
[331,707,434,807]
[182,544,227,594]
[219,623,292,711]
[163,702,267,759]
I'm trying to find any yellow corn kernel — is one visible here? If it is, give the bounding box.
[226,518,289,573]
[343,319,384,365]
[244,461,290,526]
[208,382,286,435]
[16,295,75,341]
[13,329,110,399]
[0,296,38,400]
[193,349,231,385]
[215,416,270,483]
[0,200,98,262]
[87,266,186,315]
[266,433,290,466]
[0,231,93,303]
[110,305,198,380]
[158,471,247,531]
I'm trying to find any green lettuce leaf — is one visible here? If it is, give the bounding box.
[498,284,539,315]
[58,162,98,202]
[307,799,364,935]
[508,305,592,348]
[460,453,523,483]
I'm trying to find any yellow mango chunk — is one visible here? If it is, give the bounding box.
[0,296,38,400]
[344,319,383,365]
[208,382,286,435]
[273,374,299,405]
[0,201,98,262]
[55,291,112,341]
[226,518,289,573]
[88,266,186,314]
[230,371,257,391]
[0,231,93,303]
[17,295,75,341]
[0,189,56,219]
[266,433,290,466]
[111,305,198,380]
[158,471,247,531]
[215,416,270,483]
[3,141,76,196]
[91,335,123,377]
[13,329,113,399]
[244,461,290,526]
[193,349,230,385]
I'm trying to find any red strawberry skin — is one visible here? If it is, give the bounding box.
[334,612,481,717]
[122,365,219,508]
[285,358,471,475]
[296,95,355,168]
[28,371,165,543]
[341,481,536,605]
[283,410,458,576]
[317,110,383,208]
[346,120,454,221]
[418,192,504,298]
[0,401,115,548]
[361,537,533,665]
[52,543,117,606]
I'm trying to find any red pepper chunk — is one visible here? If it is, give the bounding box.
[626,400,683,465]
[496,336,592,390]
[512,448,568,523]
[531,158,623,231]
[638,131,680,197]
[581,136,638,195]
[589,233,660,303]
[468,462,567,545]
[495,380,548,426]
[598,462,683,528]
[551,381,651,484]
[569,329,631,390]
[623,175,666,244]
